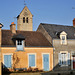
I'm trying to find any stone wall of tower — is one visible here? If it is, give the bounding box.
[17,6,33,31]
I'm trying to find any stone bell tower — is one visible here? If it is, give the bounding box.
[17,6,33,31]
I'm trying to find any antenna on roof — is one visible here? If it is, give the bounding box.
[24,0,26,6]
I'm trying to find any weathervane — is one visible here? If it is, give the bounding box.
[24,0,26,6]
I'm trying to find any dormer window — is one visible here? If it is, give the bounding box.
[60,31,67,45]
[17,40,24,51]
[62,36,65,44]
[12,34,25,51]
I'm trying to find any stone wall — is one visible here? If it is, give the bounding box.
[53,39,75,71]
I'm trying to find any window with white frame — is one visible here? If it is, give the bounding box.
[16,40,24,51]
[58,52,70,66]
[62,36,65,44]
[60,31,67,45]
[28,54,36,67]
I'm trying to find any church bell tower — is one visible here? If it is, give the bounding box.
[17,6,33,31]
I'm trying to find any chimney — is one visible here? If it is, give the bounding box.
[73,18,75,27]
[10,22,16,34]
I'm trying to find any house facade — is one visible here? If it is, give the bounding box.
[37,19,75,71]
[0,6,53,72]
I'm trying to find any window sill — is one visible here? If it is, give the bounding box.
[28,66,36,68]
[60,65,68,67]
[16,50,25,52]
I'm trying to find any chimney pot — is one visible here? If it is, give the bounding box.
[11,22,14,25]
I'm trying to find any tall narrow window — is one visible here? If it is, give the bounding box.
[62,36,65,44]
[60,31,67,45]
[26,17,28,23]
[23,17,25,23]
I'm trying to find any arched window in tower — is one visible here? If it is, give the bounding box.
[23,17,25,23]
[26,17,28,23]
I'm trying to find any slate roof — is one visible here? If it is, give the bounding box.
[2,30,52,47]
[40,23,75,39]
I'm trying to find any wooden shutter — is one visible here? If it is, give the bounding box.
[43,54,49,71]
[29,54,35,67]
[67,53,70,65]
[58,53,62,65]
[4,55,11,68]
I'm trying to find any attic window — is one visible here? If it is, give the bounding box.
[61,36,66,44]
[60,31,67,45]
[16,40,24,51]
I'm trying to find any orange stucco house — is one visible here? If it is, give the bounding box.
[1,22,53,72]
[0,6,53,72]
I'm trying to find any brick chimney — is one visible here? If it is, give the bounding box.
[73,18,75,27]
[10,22,16,34]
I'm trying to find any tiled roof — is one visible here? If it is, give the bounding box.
[12,34,25,40]
[40,23,75,39]
[2,30,52,47]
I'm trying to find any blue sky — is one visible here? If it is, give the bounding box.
[0,0,75,31]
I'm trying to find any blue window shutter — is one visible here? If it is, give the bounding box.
[4,55,11,68]
[64,54,67,65]
[29,55,35,67]
[8,55,11,68]
[67,53,70,65]
[43,54,49,71]
[4,55,8,68]
[58,53,62,65]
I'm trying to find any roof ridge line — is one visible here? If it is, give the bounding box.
[40,23,72,27]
